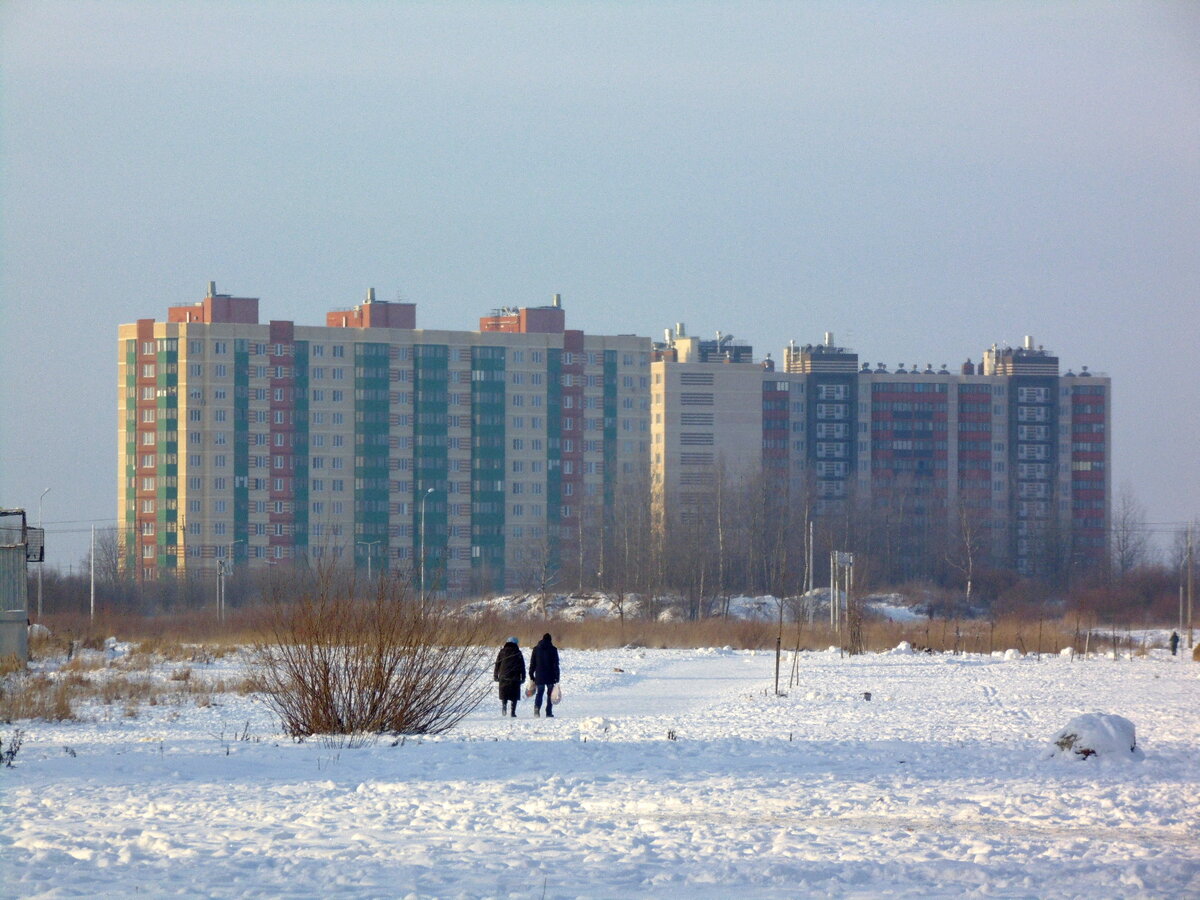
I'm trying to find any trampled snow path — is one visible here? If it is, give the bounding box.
[3,647,1199,898]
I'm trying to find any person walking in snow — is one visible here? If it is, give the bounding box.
[529,632,561,718]
[494,637,526,717]
[1169,631,1180,656]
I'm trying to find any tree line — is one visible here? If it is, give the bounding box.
[30,475,1193,626]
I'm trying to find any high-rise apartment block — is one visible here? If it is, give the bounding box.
[118,284,650,592]
[652,331,1110,578]
[120,287,1110,593]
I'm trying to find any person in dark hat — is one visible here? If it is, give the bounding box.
[529,632,561,718]
[494,637,526,717]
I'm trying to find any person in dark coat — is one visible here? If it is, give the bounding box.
[529,632,561,718]
[494,637,526,717]
[1169,631,1180,656]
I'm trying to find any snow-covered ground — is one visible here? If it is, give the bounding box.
[4,645,1199,898]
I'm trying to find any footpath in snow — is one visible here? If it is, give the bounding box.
[3,646,1199,898]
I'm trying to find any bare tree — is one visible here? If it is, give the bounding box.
[1111,484,1150,580]
[510,527,560,617]
[945,496,990,608]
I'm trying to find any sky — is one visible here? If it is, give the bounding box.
[2,1,1198,570]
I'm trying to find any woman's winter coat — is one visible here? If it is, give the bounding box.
[494,642,526,686]
[529,637,560,686]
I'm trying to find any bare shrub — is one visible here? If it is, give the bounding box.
[1,728,23,767]
[253,569,489,743]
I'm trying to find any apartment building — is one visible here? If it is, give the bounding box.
[651,332,1110,578]
[118,284,650,593]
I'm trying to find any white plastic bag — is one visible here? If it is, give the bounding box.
[524,680,536,698]
[551,684,562,704]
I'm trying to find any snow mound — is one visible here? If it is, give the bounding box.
[868,599,924,623]
[889,641,914,655]
[1059,647,1075,658]
[1046,713,1144,762]
[27,623,50,639]
[723,595,778,620]
[1003,649,1022,660]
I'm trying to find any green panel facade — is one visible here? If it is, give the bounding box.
[412,344,448,590]
[470,346,506,592]
[354,342,389,571]
[602,350,618,509]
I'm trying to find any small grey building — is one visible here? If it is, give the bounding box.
[1,509,43,662]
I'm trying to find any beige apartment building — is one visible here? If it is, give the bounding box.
[118,284,650,594]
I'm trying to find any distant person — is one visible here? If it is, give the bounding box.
[494,637,526,717]
[1169,631,1180,656]
[529,632,561,718]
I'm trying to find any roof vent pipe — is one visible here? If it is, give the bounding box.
[207,281,216,298]
[1024,335,1034,350]
[824,331,834,347]
[552,293,562,308]
[366,287,376,303]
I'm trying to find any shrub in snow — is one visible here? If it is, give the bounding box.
[1,728,24,768]
[1046,713,1144,762]
[254,571,489,742]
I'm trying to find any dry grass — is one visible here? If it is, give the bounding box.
[4,620,260,724]
[30,609,267,654]
[1,674,77,722]
[0,655,26,678]
[0,663,260,723]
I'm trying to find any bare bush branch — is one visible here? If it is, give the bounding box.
[253,569,489,743]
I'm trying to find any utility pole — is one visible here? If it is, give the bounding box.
[216,559,226,624]
[38,487,50,619]
[90,525,95,622]
[1188,523,1194,650]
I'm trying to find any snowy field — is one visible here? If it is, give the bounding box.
[3,645,1199,899]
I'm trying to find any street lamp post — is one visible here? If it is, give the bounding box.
[357,540,382,580]
[37,487,50,620]
[420,487,435,601]
[221,540,245,623]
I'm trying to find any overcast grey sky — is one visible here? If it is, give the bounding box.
[2,1,1198,569]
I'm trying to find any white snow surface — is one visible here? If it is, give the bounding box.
[4,648,1199,898]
